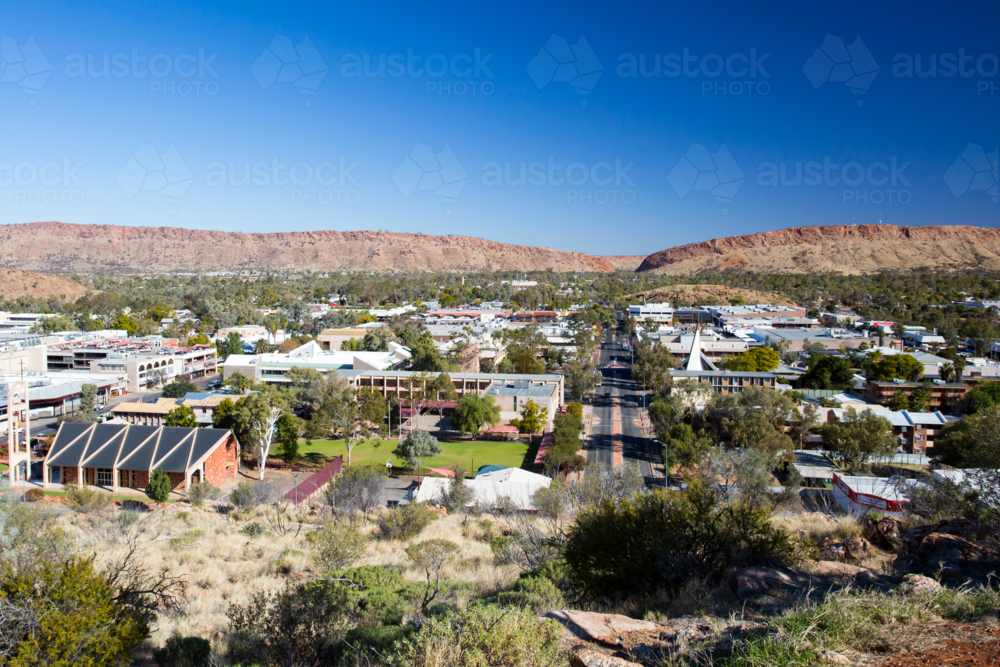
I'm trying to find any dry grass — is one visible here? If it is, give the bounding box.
[55,504,520,651]
[775,511,862,545]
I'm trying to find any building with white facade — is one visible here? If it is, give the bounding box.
[628,302,674,323]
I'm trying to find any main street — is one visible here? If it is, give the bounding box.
[586,329,662,485]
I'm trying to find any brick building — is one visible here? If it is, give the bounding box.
[864,380,970,413]
[43,422,238,494]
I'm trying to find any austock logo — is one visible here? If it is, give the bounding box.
[1,35,51,103]
[668,143,744,214]
[252,35,328,103]
[803,35,879,106]
[527,35,603,105]
[392,144,468,214]
[944,144,998,203]
[116,144,192,211]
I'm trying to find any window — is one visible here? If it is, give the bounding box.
[97,468,113,486]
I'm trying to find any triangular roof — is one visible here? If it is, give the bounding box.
[682,328,718,372]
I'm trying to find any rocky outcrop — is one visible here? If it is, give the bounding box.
[0,268,90,301]
[637,225,1000,275]
[894,519,1000,585]
[0,222,617,274]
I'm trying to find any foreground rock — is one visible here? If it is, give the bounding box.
[545,611,661,645]
[894,519,1000,586]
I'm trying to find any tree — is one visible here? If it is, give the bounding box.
[868,354,924,382]
[564,358,601,402]
[405,539,460,612]
[950,405,1000,520]
[631,342,677,392]
[727,347,780,372]
[803,355,855,389]
[146,469,172,502]
[909,387,931,412]
[428,372,458,416]
[393,429,442,474]
[311,519,368,572]
[276,412,301,465]
[78,383,98,420]
[233,386,289,479]
[511,399,545,437]
[563,481,792,600]
[960,319,998,355]
[409,335,450,372]
[212,397,237,429]
[161,380,198,399]
[285,366,323,393]
[931,417,975,467]
[888,390,910,411]
[263,314,281,345]
[225,371,253,395]
[225,331,245,358]
[656,422,712,470]
[820,408,896,470]
[965,388,996,415]
[165,405,197,427]
[704,387,795,454]
[362,327,396,352]
[320,379,373,467]
[112,313,139,335]
[451,394,501,437]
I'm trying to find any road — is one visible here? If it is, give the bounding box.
[586,330,662,485]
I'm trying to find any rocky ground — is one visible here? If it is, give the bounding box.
[0,267,90,301]
[543,516,1000,666]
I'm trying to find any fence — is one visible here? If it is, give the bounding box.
[284,455,343,505]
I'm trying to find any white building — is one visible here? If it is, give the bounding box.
[222,340,411,384]
[628,302,674,323]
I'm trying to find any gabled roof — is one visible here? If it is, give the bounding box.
[45,422,232,474]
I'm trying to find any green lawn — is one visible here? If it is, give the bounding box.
[303,438,532,475]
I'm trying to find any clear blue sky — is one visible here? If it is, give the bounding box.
[1,0,997,255]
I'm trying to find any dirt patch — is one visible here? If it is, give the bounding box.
[0,267,90,301]
[628,283,795,307]
[881,625,1000,666]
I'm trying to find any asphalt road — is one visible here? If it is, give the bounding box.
[587,330,662,485]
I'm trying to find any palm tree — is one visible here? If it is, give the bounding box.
[253,338,270,354]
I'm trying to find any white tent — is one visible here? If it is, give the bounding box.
[413,467,552,511]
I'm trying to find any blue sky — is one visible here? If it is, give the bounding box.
[0,0,997,256]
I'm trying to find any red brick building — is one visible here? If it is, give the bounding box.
[44,422,238,494]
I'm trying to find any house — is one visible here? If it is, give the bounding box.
[413,467,552,511]
[112,398,181,426]
[832,473,911,516]
[43,422,239,493]
[863,380,969,413]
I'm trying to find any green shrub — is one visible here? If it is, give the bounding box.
[24,488,45,502]
[377,503,436,541]
[389,603,561,667]
[564,480,793,600]
[153,636,211,667]
[930,586,1000,622]
[64,485,110,513]
[169,529,205,547]
[715,636,816,667]
[343,625,410,659]
[146,469,172,503]
[311,519,368,572]
[496,575,565,613]
[330,565,407,625]
[0,556,147,665]
[187,480,220,507]
[240,522,265,537]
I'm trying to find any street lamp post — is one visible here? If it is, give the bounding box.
[293,472,300,505]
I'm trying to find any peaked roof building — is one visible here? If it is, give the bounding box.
[43,422,238,494]
[670,327,777,394]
